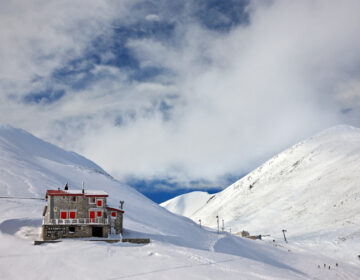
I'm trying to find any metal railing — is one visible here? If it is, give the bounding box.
[44,218,109,225]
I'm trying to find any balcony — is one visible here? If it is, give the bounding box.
[43,218,109,225]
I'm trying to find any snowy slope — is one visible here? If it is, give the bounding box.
[162,125,360,264]
[0,125,359,280]
[160,191,213,217]
[0,124,211,248]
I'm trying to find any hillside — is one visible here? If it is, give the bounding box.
[160,191,213,217]
[0,124,210,248]
[0,125,359,279]
[162,125,360,264]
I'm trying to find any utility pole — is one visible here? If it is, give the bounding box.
[282,229,288,243]
[221,219,224,231]
[216,215,219,234]
[199,219,202,228]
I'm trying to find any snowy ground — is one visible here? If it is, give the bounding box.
[0,125,359,279]
[1,201,359,280]
[1,196,359,279]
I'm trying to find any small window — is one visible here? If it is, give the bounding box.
[69,226,75,233]
[69,211,76,219]
[97,211,102,217]
[60,211,67,219]
[97,199,103,207]
[89,197,96,204]
[111,211,116,217]
[71,196,77,202]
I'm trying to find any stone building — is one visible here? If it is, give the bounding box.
[42,185,124,240]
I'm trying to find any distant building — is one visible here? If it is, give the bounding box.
[42,185,124,240]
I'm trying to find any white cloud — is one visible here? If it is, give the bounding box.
[145,14,161,22]
[1,0,360,188]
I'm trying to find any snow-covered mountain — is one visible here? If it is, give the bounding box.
[0,124,359,280]
[0,124,210,248]
[162,125,360,263]
[160,191,213,217]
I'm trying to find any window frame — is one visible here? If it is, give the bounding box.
[96,199,103,207]
[69,210,77,219]
[60,211,68,219]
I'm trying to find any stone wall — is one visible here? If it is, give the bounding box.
[114,213,123,234]
[42,224,110,240]
[55,196,106,219]
[44,195,107,221]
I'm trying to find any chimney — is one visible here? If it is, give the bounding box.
[82,181,85,194]
[64,182,68,191]
[120,200,124,210]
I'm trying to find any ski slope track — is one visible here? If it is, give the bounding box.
[162,125,360,268]
[0,124,359,279]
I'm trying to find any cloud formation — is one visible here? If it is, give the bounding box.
[1,0,360,190]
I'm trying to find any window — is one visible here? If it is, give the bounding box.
[69,211,76,219]
[89,211,95,222]
[89,197,96,204]
[60,211,67,219]
[97,199,103,207]
[97,211,102,217]
[111,211,116,217]
[71,196,77,202]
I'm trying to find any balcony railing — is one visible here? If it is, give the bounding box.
[43,218,109,225]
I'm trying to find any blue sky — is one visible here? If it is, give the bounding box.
[1,0,360,203]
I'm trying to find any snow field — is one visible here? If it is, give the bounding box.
[0,125,359,279]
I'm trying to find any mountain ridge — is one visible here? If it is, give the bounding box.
[162,124,360,262]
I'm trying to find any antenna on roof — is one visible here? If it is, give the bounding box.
[82,181,85,194]
[64,182,68,190]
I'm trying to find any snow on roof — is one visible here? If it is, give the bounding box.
[46,189,108,197]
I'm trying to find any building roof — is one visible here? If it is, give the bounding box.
[46,189,108,197]
[106,206,125,213]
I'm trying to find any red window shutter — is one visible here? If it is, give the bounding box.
[97,211,102,217]
[97,200,102,207]
[111,212,116,217]
[61,211,67,219]
[69,211,76,219]
[89,211,95,219]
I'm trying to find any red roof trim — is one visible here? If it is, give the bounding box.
[46,190,108,197]
[106,206,124,213]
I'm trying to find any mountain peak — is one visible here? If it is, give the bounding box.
[162,125,360,262]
